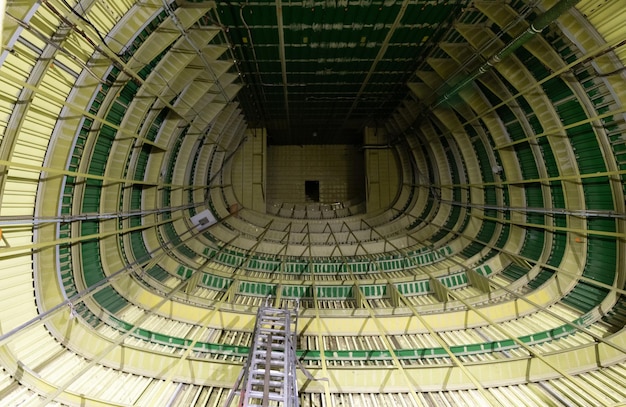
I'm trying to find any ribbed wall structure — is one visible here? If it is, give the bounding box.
[0,1,625,406]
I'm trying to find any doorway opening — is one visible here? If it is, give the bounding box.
[305,180,320,202]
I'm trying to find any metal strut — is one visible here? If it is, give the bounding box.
[225,301,300,407]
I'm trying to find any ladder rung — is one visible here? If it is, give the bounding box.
[253,347,286,353]
[249,379,284,387]
[251,354,285,362]
[250,365,286,372]
[257,342,286,347]
[250,372,285,379]
[260,319,285,325]
[257,342,285,352]
[259,316,286,321]
[248,387,284,394]
[258,328,287,334]
[254,349,286,356]
[247,391,285,401]
[259,317,286,322]
[257,335,287,342]
[250,365,285,373]
[258,323,286,328]
[251,356,286,362]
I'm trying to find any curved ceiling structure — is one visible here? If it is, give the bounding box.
[1,0,625,406]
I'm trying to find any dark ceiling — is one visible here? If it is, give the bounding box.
[214,0,468,145]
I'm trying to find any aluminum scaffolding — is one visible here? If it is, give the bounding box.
[225,303,300,407]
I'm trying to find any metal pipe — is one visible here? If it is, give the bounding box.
[0,204,199,227]
[343,0,411,123]
[275,0,291,135]
[433,0,581,108]
[361,144,391,150]
[439,199,626,219]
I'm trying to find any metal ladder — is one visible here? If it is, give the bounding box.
[225,304,300,407]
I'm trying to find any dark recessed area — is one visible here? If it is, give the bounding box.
[305,180,320,202]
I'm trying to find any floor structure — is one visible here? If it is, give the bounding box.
[0,0,625,406]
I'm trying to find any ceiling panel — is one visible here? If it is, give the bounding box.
[216,0,469,145]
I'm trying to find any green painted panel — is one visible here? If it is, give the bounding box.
[501,263,529,282]
[147,265,169,282]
